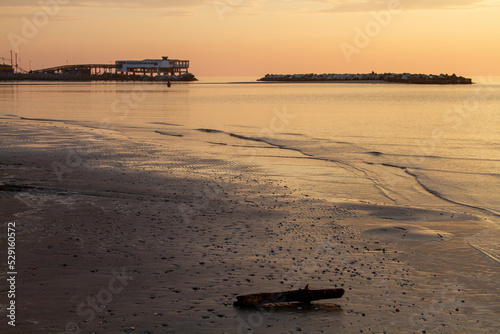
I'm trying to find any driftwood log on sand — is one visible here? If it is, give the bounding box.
[234,284,345,307]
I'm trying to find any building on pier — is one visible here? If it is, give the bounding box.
[0,64,14,73]
[115,56,189,76]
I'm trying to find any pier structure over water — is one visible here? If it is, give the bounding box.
[31,64,115,75]
[30,56,190,77]
[1,55,196,81]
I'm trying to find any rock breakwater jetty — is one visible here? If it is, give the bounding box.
[258,72,472,84]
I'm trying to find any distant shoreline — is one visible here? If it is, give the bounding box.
[0,72,473,84]
[0,72,198,82]
[258,72,473,84]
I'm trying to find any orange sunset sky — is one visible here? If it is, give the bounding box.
[1,0,499,77]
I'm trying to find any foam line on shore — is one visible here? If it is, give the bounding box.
[365,151,500,163]
[155,131,183,137]
[196,128,485,210]
[20,116,71,123]
[194,128,400,203]
[149,122,182,127]
[469,243,500,265]
[194,127,500,219]
[405,169,500,218]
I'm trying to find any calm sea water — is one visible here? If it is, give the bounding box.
[1,77,499,260]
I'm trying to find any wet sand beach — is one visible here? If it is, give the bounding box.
[1,118,499,333]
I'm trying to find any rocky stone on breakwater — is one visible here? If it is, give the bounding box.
[258,72,472,84]
[0,72,198,82]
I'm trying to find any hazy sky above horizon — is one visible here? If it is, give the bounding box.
[1,0,499,77]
